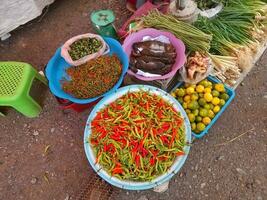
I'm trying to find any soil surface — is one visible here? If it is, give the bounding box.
[0,0,266,200]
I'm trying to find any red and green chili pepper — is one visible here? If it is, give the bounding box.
[89,91,186,181]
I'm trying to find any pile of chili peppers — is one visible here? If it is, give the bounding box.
[89,91,186,181]
[62,55,122,99]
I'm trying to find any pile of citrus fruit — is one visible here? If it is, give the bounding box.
[171,79,230,134]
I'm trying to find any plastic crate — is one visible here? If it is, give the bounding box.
[171,76,235,139]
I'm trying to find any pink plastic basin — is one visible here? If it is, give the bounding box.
[123,28,186,81]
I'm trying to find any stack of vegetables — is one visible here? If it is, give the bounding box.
[135,0,267,87]
[89,91,186,181]
[194,0,267,86]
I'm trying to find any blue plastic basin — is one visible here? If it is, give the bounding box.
[45,37,129,104]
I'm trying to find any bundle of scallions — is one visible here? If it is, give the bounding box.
[140,10,212,52]
[194,0,267,86]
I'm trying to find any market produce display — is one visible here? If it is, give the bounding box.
[89,91,186,181]
[171,79,229,134]
[140,10,212,52]
[194,0,267,86]
[68,37,103,61]
[129,40,176,75]
[62,55,122,99]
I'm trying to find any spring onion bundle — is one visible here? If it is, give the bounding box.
[141,10,212,52]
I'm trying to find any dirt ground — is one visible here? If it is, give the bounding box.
[0,0,266,200]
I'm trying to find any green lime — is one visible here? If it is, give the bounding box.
[182,102,188,109]
[196,116,202,122]
[186,109,191,114]
[176,88,186,97]
[191,94,199,101]
[208,110,215,119]
[197,122,206,132]
[220,93,229,101]
[209,103,214,110]
[188,101,199,110]
[192,109,199,116]
[177,97,184,104]
[198,98,206,107]
[199,80,209,87]
[219,99,226,106]
[204,104,211,110]
[191,122,196,131]
[199,93,204,98]
[212,90,220,97]
[199,108,208,117]
[188,113,196,123]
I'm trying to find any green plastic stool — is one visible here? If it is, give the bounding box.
[0,62,47,117]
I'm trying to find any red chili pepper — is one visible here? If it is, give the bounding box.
[135,154,140,167]
[140,147,149,157]
[157,111,164,119]
[160,135,169,145]
[158,156,169,161]
[112,167,123,175]
[134,119,146,123]
[90,138,98,145]
[150,157,156,166]
[161,122,171,131]
[169,128,178,148]
[176,152,185,156]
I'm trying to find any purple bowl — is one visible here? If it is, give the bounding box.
[123,28,186,81]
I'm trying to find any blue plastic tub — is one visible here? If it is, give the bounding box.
[171,76,235,139]
[45,37,129,104]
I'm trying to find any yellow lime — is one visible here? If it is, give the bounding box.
[170,92,176,98]
[204,93,213,102]
[188,113,196,123]
[204,88,212,93]
[191,94,199,101]
[202,117,211,125]
[197,122,206,132]
[186,87,195,95]
[219,99,226,106]
[176,88,186,97]
[188,101,199,110]
[182,102,188,109]
[208,110,215,119]
[212,90,220,97]
[220,93,229,101]
[196,85,205,93]
[213,105,220,113]
[199,108,208,117]
[184,95,191,102]
[194,129,201,134]
[198,98,206,106]
[212,97,220,105]
[215,83,225,92]
[191,122,196,131]
[192,109,199,116]
[196,116,202,122]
